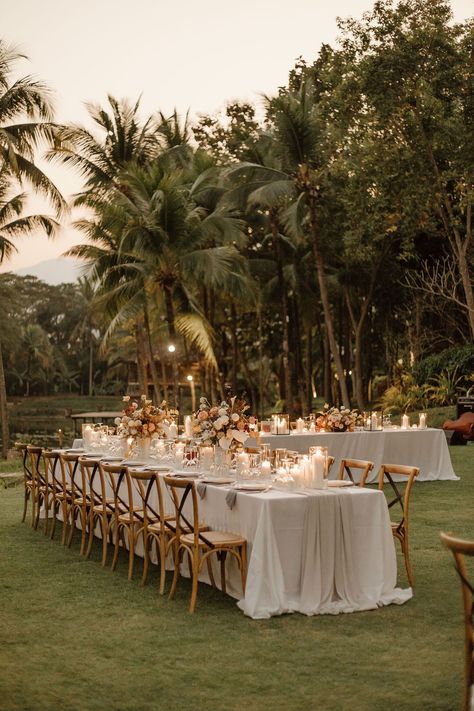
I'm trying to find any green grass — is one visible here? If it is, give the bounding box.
[1,447,473,711]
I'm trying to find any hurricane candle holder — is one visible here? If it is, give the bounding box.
[418,412,427,429]
[271,414,290,435]
[308,446,329,489]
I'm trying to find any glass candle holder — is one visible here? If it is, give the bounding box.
[271,414,290,435]
[308,446,329,489]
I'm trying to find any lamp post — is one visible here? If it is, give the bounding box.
[187,374,196,412]
[168,344,179,412]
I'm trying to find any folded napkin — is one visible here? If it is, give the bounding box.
[196,482,207,499]
[225,489,237,509]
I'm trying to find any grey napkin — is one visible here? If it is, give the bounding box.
[196,482,207,499]
[225,489,237,509]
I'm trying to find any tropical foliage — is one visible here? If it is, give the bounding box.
[1,1,473,455]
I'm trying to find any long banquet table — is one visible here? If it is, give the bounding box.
[57,453,412,619]
[190,481,412,618]
[259,428,457,482]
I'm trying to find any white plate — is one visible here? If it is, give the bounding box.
[328,480,354,487]
[170,471,201,479]
[121,460,146,466]
[233,482,271,491]
[199,476,234,485]
[66,448,85,453]
[143,465,172,472]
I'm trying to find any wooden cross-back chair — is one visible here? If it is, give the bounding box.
[58,451,89,552]
[105,462,159,581]
[41,449,65,541]
[378,463,420,587]
[26,445,48,531]
[163,476,247,613]
[440,532,474,711]
[16,442,35,525]
[338,458,374,486]
[125,469,176,594]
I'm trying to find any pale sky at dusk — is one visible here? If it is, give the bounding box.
[1,0,472,273]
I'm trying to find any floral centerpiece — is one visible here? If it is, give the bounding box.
[115,395,170,439]
[315,404,360,432]
[193,395,258,451]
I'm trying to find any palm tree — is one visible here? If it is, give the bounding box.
[225,78,350,407]
[0,173,58,456]
[0,41,64,213]
[47,95,163,201]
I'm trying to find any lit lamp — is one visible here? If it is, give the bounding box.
[271,414,290,435]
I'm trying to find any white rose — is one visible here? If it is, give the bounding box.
[231,413,240,422]
[218,408,227,416]
[214,417,223,430]
[123,395,130,402]
[114,417,121,425]
[220,415,229,425]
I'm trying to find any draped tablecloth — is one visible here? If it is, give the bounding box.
[189,484,412,619]
[259,428,457,483]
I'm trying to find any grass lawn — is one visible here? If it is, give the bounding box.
[0,447,472,711]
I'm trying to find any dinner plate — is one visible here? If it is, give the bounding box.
[143,465,172,472]
[66,448,85,453]
[100,457,124,463]
[121,460,146,466]
[328,480,354,487]
[199,476,234,485]
[170,471,201,479]
[233,482,271,491]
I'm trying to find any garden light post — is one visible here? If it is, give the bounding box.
[187,374,196,412]
[168,344,179,412]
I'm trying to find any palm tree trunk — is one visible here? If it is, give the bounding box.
[308,201,350,408]
[258,297,264,420]
[88,338,93,396]
[135,322,148,396]
[271,214,294,416]
[0,341,10,459]
[230,302,238,392]
[143,302,163,403]
[305,326,313,413]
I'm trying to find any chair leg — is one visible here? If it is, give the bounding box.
[30,490,37,529]
[50,504,57,541]
[220,551,227,595]
[159,537,167,595]
[60,500,69,545]
[43,489,50,536]
[85,513,96,559]
[127,528,135,581]
[33,493,41,530]
[168,545,182,600]
[67,509,77,548]
[401,534,414,587]
[206,556,216,588]
[79,509,88,556]
[100,518,109,567]
[141,533,150,586]
[111,523,122,571]
[22,488,30,523]
[189,552,200,614]
[240,543,247,594]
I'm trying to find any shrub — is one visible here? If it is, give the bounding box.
[413,345,474,386]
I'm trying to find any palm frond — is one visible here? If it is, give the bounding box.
[174,313,217,367]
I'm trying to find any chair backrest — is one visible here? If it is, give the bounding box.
[99,461,128,514]
[58,452,82,501]
[163,476,212,548]
[15,442,32,482]
[42,450,61,490]
[327,456,335,474]
[338,458,374,486]
[125,468,166,526]
[78,456,103,506]
[26,445,45,486]
[440,532,474,711]
[378,463,420,533]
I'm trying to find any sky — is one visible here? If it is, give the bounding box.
[1,0,472,273]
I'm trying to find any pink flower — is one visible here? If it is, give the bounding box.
[198,411,209,421]
[248,416,256,424]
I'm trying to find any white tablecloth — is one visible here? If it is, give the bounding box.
[260,428,457,482]
[56,453,412,619]
[194,484,411,618]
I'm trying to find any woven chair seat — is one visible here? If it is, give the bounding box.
[118,509,159,524]
[181,530,246,547]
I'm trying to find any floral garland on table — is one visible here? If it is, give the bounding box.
[115,395,170,439]
[315,404,360,433]
[193,396,258,451]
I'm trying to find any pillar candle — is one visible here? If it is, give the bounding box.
[401,414,409,430]
[296,418,304,433]
[311,451,325,489]
[169,423,178,439]
[184,416,193,438]
[261,460,271,477]
[419,413,426,429]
